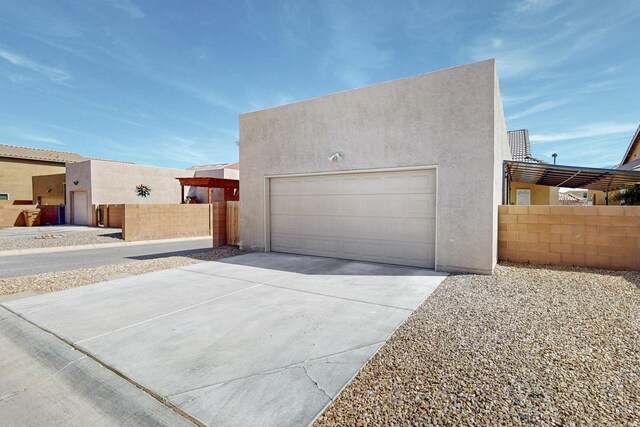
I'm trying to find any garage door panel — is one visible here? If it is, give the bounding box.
[271,233,435,267]
[271,193,436,218]
[271,215,435,244]
[270,169,436,268]
[270,171,435,196]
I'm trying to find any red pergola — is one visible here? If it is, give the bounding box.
[176,177,239,203]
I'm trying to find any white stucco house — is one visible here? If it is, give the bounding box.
[239,59,510,274]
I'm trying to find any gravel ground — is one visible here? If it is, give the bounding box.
[316,263,640,426]
[0,247,243,296]
[0,229,123,251]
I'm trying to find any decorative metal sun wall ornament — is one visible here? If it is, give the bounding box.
[136,184,151,197]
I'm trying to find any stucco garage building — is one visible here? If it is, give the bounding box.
[239,60,510,274]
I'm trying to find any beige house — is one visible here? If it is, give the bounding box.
[0,144,85,203]
[65,159,190,225]
[618,124,640,171]
[507,129,558,205]
[239,60,509,274]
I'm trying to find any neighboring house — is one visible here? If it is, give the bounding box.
[617,124,640,171]
[188,162,240,202]
[0,144,85,203]
[507,129,559,205]
[65,159,191,225]
[562,189,611,205]
[65,159,239,225]
[239,60,510,274]
[559,191,585,205]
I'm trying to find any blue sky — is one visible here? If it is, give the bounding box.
[0,0,638,168]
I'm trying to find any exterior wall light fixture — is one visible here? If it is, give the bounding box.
[329,152,343,162]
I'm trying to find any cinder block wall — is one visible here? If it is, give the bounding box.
[499,205,640,270]
[122,204,212,241]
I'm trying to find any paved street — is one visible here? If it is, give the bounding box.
[0,238,212,278]
[0,225,105,238]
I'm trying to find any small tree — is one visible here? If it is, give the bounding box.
[612,184,640,205]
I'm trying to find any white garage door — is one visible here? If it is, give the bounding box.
[269,169,436,268]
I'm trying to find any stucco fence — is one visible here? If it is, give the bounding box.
[0,203,63,228]
[120,203,239,247]
[499,205,640,270]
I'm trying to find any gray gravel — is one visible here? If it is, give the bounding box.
[0,247,243,296]
[316,263,640,426]
[0,229,123,251]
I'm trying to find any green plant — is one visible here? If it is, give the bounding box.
[612,184,640,205]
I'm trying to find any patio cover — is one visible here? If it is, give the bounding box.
[176,177,239,203]
[505,160,640,192]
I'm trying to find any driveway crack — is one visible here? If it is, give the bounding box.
[299,365,333,401]
[0,356,86,402]
[167,340,385,398]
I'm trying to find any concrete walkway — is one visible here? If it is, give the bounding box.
[0,253,448,426]
[0,307,195,426]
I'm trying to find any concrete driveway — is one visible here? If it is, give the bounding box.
[0,253,447,426]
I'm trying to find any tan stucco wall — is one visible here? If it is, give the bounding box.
[493,68,512,266]
[239,60,509,274]
[32,173,65,205]
[509,182,559,205]
[0,204,38,227]
[0,158,65,201]
[588,190,621,205]
[65,160,194,224]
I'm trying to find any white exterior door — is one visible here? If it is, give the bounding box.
[516,189,531,205]
[269,169,436,268]
[72,191,88,225]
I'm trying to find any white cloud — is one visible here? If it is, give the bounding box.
[0,50,70,83]
[13,131,64,145]
[501,94,539,106]
[513,0,561,14]
[508,99,569,120]
[108,0,145,19]
[603,65,623,74]
[530,122,637,143]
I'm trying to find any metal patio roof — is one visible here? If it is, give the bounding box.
[505,160,640,192]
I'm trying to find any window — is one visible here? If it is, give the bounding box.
[0,194,8,200]
[516,189,531,205]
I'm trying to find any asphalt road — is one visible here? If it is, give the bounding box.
[0,238,213,278]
